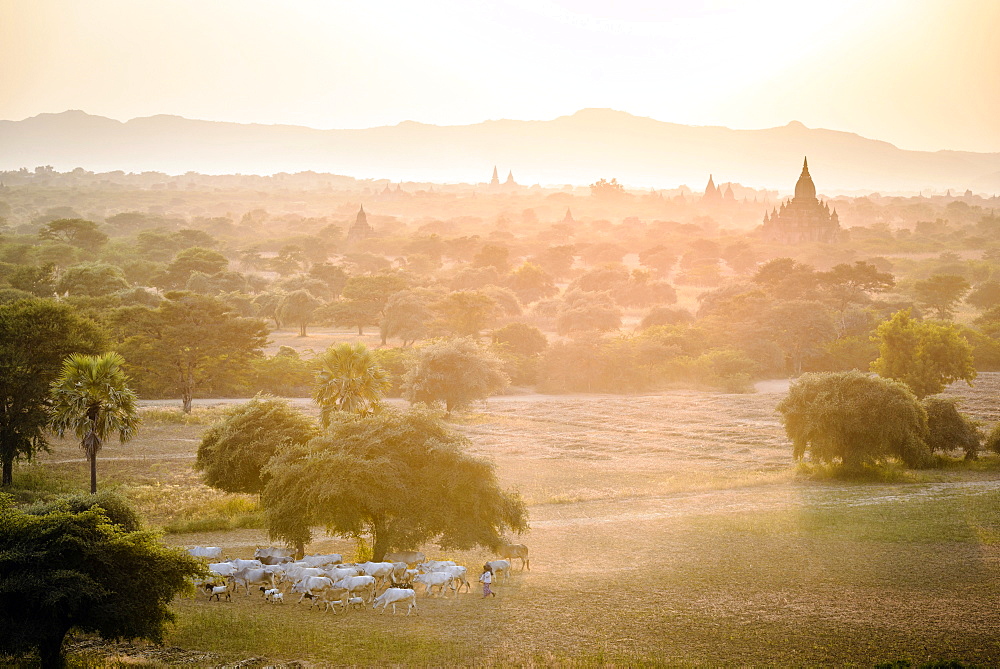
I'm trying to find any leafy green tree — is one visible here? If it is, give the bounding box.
[278,289,323,336]
[5,262,56,296]
[314,343,390,426]
[308,262,349,298]
[56,262,129,297]
[319,299,381,335]
[914,274,971,320]
[0,299,105,486]
[753,258,818,300]
[48,352,140,494]
[472,243,510,272]
[818,261,895,310]
[777,370,931,469]
[923,397,981,460]
[196,395,317,495]
[0,498,202,668]
[248,347,314,396]
[871,309,976,398]
[159,247,229,289]
[114,292,268,412]
[640,306,693,329]
[261,407,528,561]
[434,290,499,337]
[403,337,509,413]
[37,218,108,251]
[529,245,576,279]
[322,273,408,335]
[638,245,677,276]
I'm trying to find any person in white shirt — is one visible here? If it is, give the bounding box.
[479,564,495,598]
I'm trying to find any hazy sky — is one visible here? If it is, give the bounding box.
[2,0,998,152]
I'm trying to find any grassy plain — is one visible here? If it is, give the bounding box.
[24,375,1000,666]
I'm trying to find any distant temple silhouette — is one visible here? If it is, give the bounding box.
[347,204,374,244]
[761,158,840,243]
[489,166,518,191]
[703,174,721,201]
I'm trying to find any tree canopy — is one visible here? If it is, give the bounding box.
[113,291,268,412]
[0,496,203,668]
[777,370,931,469]
[261,407,528,561]
[0,299,106,487]
[196,395,318,495]
[871,309,975,398]
[402,337,509,413]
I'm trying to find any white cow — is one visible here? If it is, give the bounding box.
[412,571,455,597]
[485,560,511,584]
[188,546,223,560]
[334,575,377,603]
[373,588,417,615]
[291,576,335,604]
[499,543,530,571]
[207,562,237,579]
[233,567,275,595]
[300,553,342,567]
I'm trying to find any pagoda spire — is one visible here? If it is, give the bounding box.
[490,166,500,187]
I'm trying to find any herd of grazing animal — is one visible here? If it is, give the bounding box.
[188,543,530,616]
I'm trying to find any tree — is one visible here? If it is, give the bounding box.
[434,290,499,337]
[555,290,622,335]
[56,262,129,297]
[871,309,975,399]
[0,498,202,668]
[777,370,931,470]
[314,343,390,426]
[403,338,509,413]
[818,261,895,310]
[923,397,981,460]
[506,262,557,304]
[48,353,139,494]
[966,280,1000,311]
[753,258,818,300]
[277,289,323,336]
[5,262,56,296]
[0,299,106,487]
[114,292,268,412]
[196,395,317,495]
[914,274,971,320]
[491,322,548,385]
[37,218,108,251]
[472,243,510,272]
[589,177,626,199]
[159,247,229,289]
[261,407,528,561]
[762,300,837,376]
[380,289,435,346]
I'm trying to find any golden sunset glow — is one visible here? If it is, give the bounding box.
[2,0,998,156]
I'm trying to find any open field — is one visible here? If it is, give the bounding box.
[23,375,1000,665]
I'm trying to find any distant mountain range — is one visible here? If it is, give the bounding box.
[2,109,998,194]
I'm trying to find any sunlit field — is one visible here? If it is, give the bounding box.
[19,375,999,666]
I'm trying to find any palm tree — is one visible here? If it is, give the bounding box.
[313,343,390,426]
[49,352,140,494]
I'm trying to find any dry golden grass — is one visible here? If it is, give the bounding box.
[25,374,1000,665]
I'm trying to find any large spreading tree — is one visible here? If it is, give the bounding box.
[113,291,268,412]
[777,370,931,470]
[196,395,318,495]
[0,299,106,487]
[262,407,528,561]
[402,337,509,413]
[48,352,140,494]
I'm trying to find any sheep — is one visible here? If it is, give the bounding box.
[261,587,284,604]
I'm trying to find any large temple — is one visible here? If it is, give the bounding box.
[346,204,374,244]
[761,158,840,243]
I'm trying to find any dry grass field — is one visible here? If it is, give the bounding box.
[22,375,1000,666]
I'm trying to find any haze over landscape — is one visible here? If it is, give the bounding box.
[5,1,1000,666]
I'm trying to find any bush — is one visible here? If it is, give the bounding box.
[923,397,981,460]
[986,423,1000,455]
[24,490,144,531]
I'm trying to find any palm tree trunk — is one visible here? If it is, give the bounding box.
[90,452,97,494]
